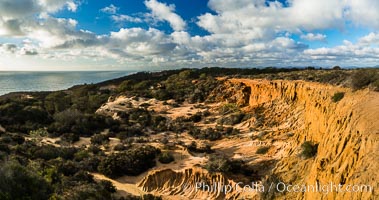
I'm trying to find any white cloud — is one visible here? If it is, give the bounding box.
[108,27,176,56]
[20,47,38,55]
[111,15,143,23]
[67,2,78,12]
[301,33,327,42]
[0,42,39,56]
[2,0,379,69]
[0,0,40,18]
[303,33,379,66]
[144,0,186,31]
[345,0,379,28]
[100,4,119,14]
[0,43,17,54]
[358,32,379,45]
[0,0,78,37]
[38,0,77,13]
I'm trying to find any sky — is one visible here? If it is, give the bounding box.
[0,0,379,71]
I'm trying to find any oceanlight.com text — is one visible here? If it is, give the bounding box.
[187,182,373,195]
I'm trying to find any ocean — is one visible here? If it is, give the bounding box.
[0,71,134,96]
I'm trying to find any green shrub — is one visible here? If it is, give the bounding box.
[187,141,197,152]
[113,143,128,151]
[90,134,109,145]
[74,150,90,161]
[300,141,318,159]
[0,160,52,199]
[29,128,48,137]
[189,127,222,141]
[217,112,245,125]
[188,112,202,123]
[158,152,175,164]
[117,80,134,92]
[205,155,232,173]
[373,79,379,91]
[142,194,163,200]
[256,146,270,154]
[28,145,77,160]
[260,174,285,199]
[332,92,345,102]
[44,91,71,114]
[351,69,378,90]
[57,181,116,200]
[219,103,239,115]
[98,145,160,178]
[61,133,80,143]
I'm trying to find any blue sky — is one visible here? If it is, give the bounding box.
[0,0,379,70]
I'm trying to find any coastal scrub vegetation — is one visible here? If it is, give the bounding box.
[98,145,160,178]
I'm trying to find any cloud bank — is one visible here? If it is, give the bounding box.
[1,0,379,70]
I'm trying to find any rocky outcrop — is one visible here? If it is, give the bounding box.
[207,80,251,107]
[138,167,253,200]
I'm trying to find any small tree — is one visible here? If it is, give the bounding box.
[332,66,341,70]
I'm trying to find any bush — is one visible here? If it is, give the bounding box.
[57,181,116,200]
[29,128,48,137]
[373,79,379,91]
[189,127,223,141]
[188,112,202,123]
[0,160,52,199]
[260,174,284,199]
[256,146,270,154]
[98,145,160,178]
[187,141,197,152]
[158,152,175,164]
[300,141,318,159]
[205,155,231,173]
[219,103,239,115]
[113,143,128,151]
[332,92,345,102]
[351,69,379,90]
[142,194,163,200]
[90,134,109,145]
[216,112,245,125]
[30,145,77,160]
[61,133,80,143]
[74,150,90,161]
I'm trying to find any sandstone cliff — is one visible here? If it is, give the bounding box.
[227,79,378,200]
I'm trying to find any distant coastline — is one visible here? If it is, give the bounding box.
[0,71,134,96]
